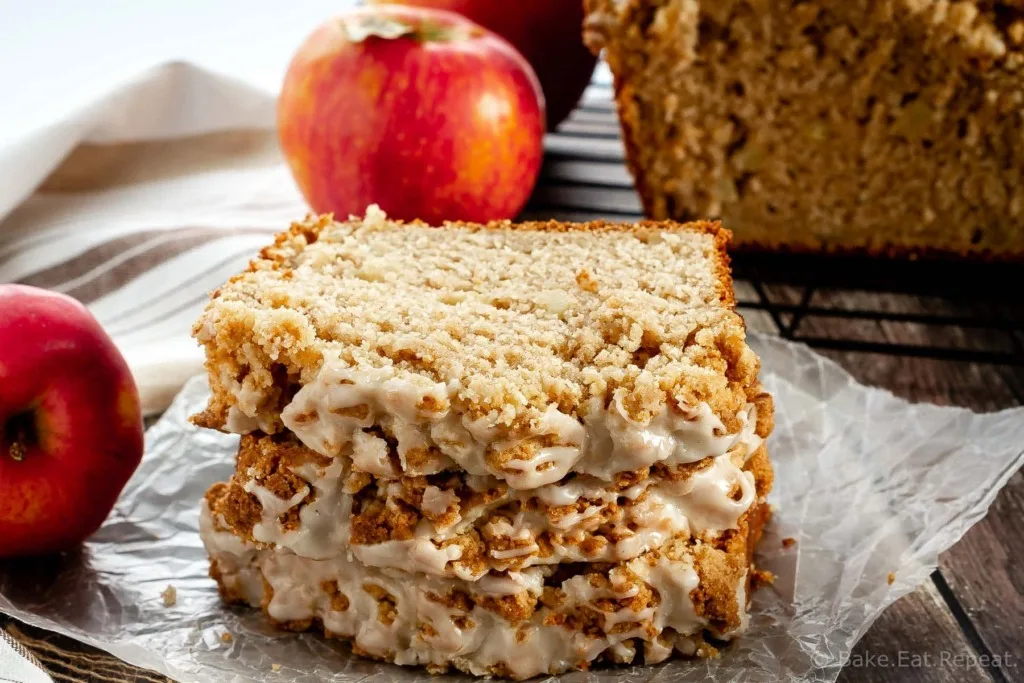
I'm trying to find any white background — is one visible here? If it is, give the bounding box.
[0,0,357,148]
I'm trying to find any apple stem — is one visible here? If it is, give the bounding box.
[339,14,471,45]
[9,441,25,462]
[4,410,35,462]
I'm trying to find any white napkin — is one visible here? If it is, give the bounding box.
[0,631,51,683]
[0,64,299,415]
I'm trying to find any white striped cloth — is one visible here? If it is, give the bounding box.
[0,630,50,683]
[0,55,623,415]
[0,115,299,413]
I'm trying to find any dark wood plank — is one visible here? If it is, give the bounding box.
[807,348,1020,410]
[753,282,806,333]
[937,472,1024,680]
[837,582,994,683]
[775,286,1022,409]
[731,253,1024,305]
[999,363,1024,403]
[528,183,643,215]
[804,290,1020,354]
[735,279,783,335]
[540,158,634,188]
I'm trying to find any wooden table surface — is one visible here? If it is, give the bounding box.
[3,99,1023,683]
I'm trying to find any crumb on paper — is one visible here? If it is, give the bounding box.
[887,572,896,585]
[272,663,282,672]
[782,537,796,549]
[751,567,775,590]
[161,585,177,607]
[221,632,234,643]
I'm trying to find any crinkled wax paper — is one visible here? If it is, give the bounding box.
[2,333,1023,683]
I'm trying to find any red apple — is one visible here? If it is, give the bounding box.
[0,285,144,558]
[372,0,597,129]
[278,6,545,225]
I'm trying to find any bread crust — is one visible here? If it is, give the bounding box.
[585,0,1024,259]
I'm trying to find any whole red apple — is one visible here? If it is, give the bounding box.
[0,285,144,558]
[373,0,597,129]
[278,6,545,225]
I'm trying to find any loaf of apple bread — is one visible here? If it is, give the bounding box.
[584,0,1024,258]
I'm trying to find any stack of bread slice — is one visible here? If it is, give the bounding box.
[192,207,774,679]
